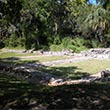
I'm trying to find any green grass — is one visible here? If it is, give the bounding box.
[1,51,110,79]
[4,46,25,50]
[20,55,70,62]
[56,59,110,74]
[0,52,21,58]
[0,52,38,58]
[42,59,110,79]
[0,52,70,62]
[0,73,110,109]
[1,53,110,109]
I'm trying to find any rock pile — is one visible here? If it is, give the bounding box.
[41,49,74,56]
[2,48,74,56]
[81,48,110,59]
[23,49,74,56]
[100,69,110,81]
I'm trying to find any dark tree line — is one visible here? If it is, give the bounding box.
[0,0,110,51]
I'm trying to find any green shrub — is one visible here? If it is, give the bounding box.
[3,38,10,47]
[61,37,73,48]
[9,33,18,47]
[3,33,25,48]
[3,33,18,47]
[71,37,87,52]
[53,35,61,45]
[37,45,49,51]
[61,37,87,52]
[50,44,63,51]
[91,40,99,48]
[18,37,25,47]
[50,37,88,52]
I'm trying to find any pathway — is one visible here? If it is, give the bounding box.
[41,56,92,66]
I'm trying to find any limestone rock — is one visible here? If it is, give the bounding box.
[101,70,110,79]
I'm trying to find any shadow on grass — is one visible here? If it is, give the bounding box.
[0,57,40,66]
[42,66,90,79]
[0,57,90,79]
[0,73,43,109]
[0,57,110,109]
[0,73,110,109]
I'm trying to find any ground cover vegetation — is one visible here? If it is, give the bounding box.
[42,59,110,79]
[0,51,70,63]
[0,0,110,52]
[1,51,110,79]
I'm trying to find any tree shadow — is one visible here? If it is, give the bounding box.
[0,73,43,109]
[0,73,110,110]
[0,57,40,66]
[45,83,110,109]
[42,66,90,79]
[0,56,90,80]
[2,57,20,61]
[0,57,110,109]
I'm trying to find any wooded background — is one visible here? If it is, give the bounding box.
[0,0,110,52]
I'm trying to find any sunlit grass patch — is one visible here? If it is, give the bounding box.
[0,52,70,63]
[20,55,70,62]
[0,52,20,58]
[55,59,110,74]
[0,52,37,58]
[42,59,110,79]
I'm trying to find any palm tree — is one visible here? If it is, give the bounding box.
[84,6,109,42]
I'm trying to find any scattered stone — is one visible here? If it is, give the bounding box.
[81,48,110,59]
[50,78,63,84]
[100,70,110,79]
[92,100,101,106]
[1,48,110,86]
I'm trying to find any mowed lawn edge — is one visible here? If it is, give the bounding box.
[43,59,110,78]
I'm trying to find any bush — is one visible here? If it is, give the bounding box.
[18,37,25,47]
[71,37,87,52]
[9,33,18,47]
[37,45,49,51]
[61,37,87,52]
[3,38,9,47]
[3,33,25,48]
[91,40,99,48]
[50,37,88,52]
[53,35,61,45]
[50,44,63,51]
[0,41,5,49]
[61,37,73,48]
[3,34,18,47]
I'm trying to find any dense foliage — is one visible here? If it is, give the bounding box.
[0,0,110,51]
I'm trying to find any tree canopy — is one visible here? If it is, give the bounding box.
[0,0,110,51]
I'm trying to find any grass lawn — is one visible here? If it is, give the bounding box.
[1,51,110,79]
[0,73,110,109]
[20,55,70,62]
[43,59,110,79]
[0,52,70,62]
[1,51,110,109]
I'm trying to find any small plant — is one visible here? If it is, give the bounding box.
[50,44,63,51]
[61,37,87,52]
[53,35,61,45]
